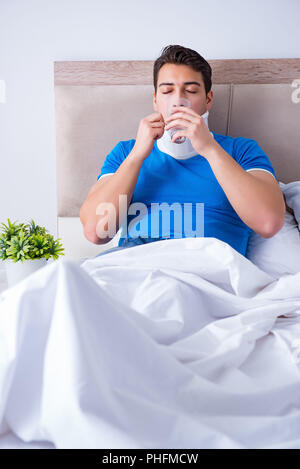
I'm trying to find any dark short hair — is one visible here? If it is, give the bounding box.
[153,44,212,96]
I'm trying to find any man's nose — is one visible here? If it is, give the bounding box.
[172,93,187,107]
[171,102,186,112]
[171,100,185,107]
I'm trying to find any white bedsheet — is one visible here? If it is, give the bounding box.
[0,236,300,449]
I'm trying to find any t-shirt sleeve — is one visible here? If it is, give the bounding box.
[234,137,278,183]
[96,141,126,181]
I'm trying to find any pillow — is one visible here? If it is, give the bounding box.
[279,181,300,228]
[246,182,300,278]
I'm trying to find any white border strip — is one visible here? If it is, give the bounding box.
[245,168,276,179]
[0,80,6,104]
[98,173,114,180]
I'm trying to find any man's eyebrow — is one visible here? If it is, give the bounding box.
[158,81,201,87]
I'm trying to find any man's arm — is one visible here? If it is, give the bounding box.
[204,142,286,238]
[80,111,166,244]
[80,147,145,244]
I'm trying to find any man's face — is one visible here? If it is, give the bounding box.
[153,63,213,122]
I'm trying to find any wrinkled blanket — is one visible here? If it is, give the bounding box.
[0,237,300,449]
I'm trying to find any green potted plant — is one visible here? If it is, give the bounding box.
[0,218,65,287]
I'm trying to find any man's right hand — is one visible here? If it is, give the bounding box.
[133,112,165,161]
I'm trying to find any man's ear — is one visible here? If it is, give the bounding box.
[206,90,213,110]
[153,91,158,112]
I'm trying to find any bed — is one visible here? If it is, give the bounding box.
[0,58,300,449]
[54,58,300,261]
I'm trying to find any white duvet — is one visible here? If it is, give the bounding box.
[0,236,300,449]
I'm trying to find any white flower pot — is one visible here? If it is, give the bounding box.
[4,258,48,288]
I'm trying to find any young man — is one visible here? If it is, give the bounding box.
[80,45,286,257]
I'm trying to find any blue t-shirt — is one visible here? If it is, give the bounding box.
[96,131,277,256]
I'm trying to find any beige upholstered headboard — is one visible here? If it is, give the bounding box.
[54,58,300,261]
